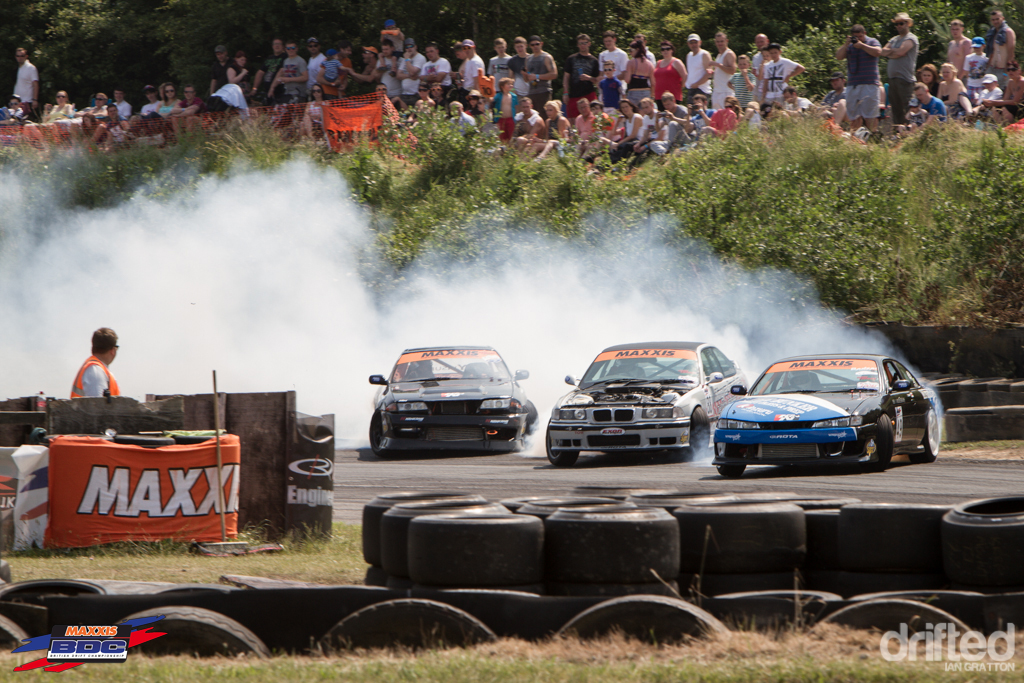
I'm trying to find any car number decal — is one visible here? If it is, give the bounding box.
[894,406,904,443]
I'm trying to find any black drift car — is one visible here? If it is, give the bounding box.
[368,346,538,457]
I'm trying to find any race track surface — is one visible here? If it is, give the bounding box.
[331,447,1024,524]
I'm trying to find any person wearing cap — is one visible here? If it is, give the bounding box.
[948,20,973,77]
[835,23,881,131]
[524,36,557,109]
[319,49,343,96]
[397,38,426,109]
[762,43,804,110]
[986,10,1016,89]
[904,96,926,131]
[381,19,405,52]
[140,84,161,118]
[459,39,486,97]
[341,46,380,93]
[964,37,990,103]
[306,38,325,95]
[684,34,712,103]
[822,71,847,117]
[980,73,1004,101]
[209,45,234,98]
[881,12,919,126]
[980,60,1024,123]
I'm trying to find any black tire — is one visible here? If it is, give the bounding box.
[848,590,985,631]
[546,581,679,597]
[791,497,862,510]
[679,572,800,596]
[120,606,270,657]
[523,401,539,436]
[802,570,948,598]
[545,427,579,467]
[364,565,389,587]
[910,408,940,464]
[362,492,485,566]
[716,464,745,478]
[408,513,543,586]
[498,496,549,512]
[516,497,632,520]
[112,435,175,448]
[817,598,968,634]
[556,595,727,643]
[705,590,840,629]
[0,579,104,603]
[0,613,28,649]
[0,601,46,637]
[0,560,9,584]
[573,486,674,500]
[544,508,680,584]
[322,599,497,650]
[863,414,894,472]
[626,492,739,508]
[414,583,545,595]
[942,496,1024,586]
[805,509,841,570]
[380,501,508,578]
[689,407,711,459]
[386,575,414,590]
[368,412,390,459]
[674,502,806,574]
[838,503,949,572]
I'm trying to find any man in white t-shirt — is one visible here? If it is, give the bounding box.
[762,43,804,108]
[420,42,452,92]
[14,48,39,117]
[513,96,544,149]
[598,30,629,80]
[140,85,161,116]
[376,39,403,105]
[306,38,326,93]
[636,97,670,154]
[460,39,486,93]
[397,38,426,108]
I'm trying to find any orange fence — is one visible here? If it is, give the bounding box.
[0,92,397,151]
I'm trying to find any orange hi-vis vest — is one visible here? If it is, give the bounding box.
[70,356,120,398]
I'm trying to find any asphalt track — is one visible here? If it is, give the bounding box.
[331,445,1024,524]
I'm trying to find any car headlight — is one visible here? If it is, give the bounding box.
[397,402,428,412]
[812,417,851,428]
[642,406,674,419]
[558,409,587,420]
[719,419,761,430]
[481,398,511,410]
[850,415,864,426]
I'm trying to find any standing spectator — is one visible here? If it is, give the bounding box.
[335,41,355,96]
[980,61,1023,123]
[508,37,531,97]
[836,24,882,131]
[653,41,686,104]
[140,85,161,117]
[881,12,919,127]
[492,77,518,142]
[762,43,804,111]
[13,48,39,118]
[420,43,453,95]
[938,62,973,118]
[252,39,287,104]
[751,33,770,78]
[459,40,486,94]
[912,81,947,123]
[376,40,403,107]
[948,20,973,77]
[964,37,989,103]
[623,41,654,105]
[987,10,1017,89]
[684,34,712,103]
[268,41,308,104]
[707,95,740,137]
[729,54,757,108]
[599,60,625,113]
[306,38,325,95]
[710,32,737,110]
[489,38,512,82]
[917,64,940,96]
[210,45,233,97]
[112,88,131,119]
[633,35,657,64]
[599,31,630,80]
[397,39,426,109]
[524,36,557,109]
[562,34,600,119]
[341,46,379,94]
[43,91,75,123]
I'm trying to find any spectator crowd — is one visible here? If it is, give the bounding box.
[5,11,1023,156]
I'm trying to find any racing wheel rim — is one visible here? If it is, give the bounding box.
[925,409,940,455]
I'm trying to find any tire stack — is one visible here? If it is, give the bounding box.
[804,503,949,598]
[942,497,1024,594]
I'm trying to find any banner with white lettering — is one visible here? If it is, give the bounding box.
[46,436,240,548]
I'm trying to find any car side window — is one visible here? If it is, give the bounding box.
[700,349,721,380]
[711,347,736,378]
[894,361,919,387]
[884,361,905,390]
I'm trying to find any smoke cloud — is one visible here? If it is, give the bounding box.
[0,160,897,448]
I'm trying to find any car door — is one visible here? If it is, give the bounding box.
[883,359,922,446]
[700,347,730,419]
[894,360,929,442]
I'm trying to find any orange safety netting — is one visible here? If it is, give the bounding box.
[0,92,398,152]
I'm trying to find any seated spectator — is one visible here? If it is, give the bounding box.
[428,83,445,108]
[467,89,489,119]
[575,96,601,155]
[980,74,1003,102]
[301,85,326,138]
[1,95,26,125]
[634,97,670,155]
[228,52,252,97]
[913,82,947,124]
[917,64,940,97]
[781,86,811,113]
[492,77,518,142]
[113,89,132,119]
[76,93,111,119]
[822,72,846,109]
[688,92,715,134]
[173,85,207,117]
[417,84,435,108]
[743,101,763,129]
[938,63,973,118]
[532,100,569,159]
[609,98,643,162]
[210,83,249,118]
[658,91,690,145]
[598,60,625,114]
[708,95,741,137]
[43,91,75,123]
[901,98,927,134]
[979,61,1023,124]
[140,85,161,118]
[93,103,132,149]
[450,101,475,132]
[513,96,544,147]
[157,83,178,118]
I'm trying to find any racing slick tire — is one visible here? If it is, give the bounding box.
[0,613,28,649]
[363,492,486,566]
[816,599,968,635]
[838,503,949,573]
[545,427,579,467]
[941,497,1024,586]
[524,401,539,436]
[716,464,746,478]
[322,599,496,650]
[863,414,894,472]
[674,502,806,574]
[689,407,711,459]
[556,595,727,643]
[120,606,270,657]
[909,408,940,464]
[368,413,392,459]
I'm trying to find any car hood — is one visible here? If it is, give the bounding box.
[562,382,697,406]
[724,393,874,422]
[388,379,514,400]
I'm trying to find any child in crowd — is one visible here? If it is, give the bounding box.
[963,37,988,104]
[980,74,1003,103]
[598,61,625,115]
[906,97,926,130]
[322,49,343,89]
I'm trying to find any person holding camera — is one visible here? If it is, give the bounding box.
[835,24,882,131]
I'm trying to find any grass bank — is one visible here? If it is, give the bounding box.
[3,115,1023,325]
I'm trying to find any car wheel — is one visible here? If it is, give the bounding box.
[909,408,940,464]
[716,464,746,478]
[369,413,391,459]
[689,407,711,459]
[545,427,579,467]
[524,401,539,436]
[863,414,894,472]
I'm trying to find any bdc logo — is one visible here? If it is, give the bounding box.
[13,615,167,672]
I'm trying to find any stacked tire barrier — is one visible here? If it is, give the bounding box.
[928,374,1024,441]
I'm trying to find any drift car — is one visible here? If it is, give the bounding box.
[545,342,746,467]
[368,346,538,457]
[712,354,940,478]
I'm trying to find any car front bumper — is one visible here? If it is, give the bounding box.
[381,413,526,452]
[547,419,691,452]
[713,425,878,466]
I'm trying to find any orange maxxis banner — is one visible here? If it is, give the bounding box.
[45,435,240,548]
[765,359,877,374]
[397,349,500,364]
[593,349,697,363]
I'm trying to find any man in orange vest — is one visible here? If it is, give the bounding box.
[70,328,121,398]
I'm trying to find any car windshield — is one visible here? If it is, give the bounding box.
[390,349,511,382]
[751,358,881,395]
[581,348,699,387]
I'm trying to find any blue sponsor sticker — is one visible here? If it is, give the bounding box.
[714,427,857,445]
